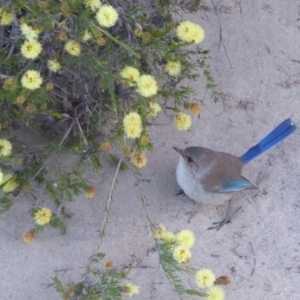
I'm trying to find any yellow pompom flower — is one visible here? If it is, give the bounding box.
[84,0,101,12]
[195,269,216,288]
[20,23,39,40]
[163,231,176,243]
[165,60,181,76]
[188,102,202,115]
[148,102,161,118]
[85,185,96,198]
[21,40,42,59]
[131,152,147,168]
[206,287,225,300]
[176,230,195,248]
[153,224,167,239]
[65,40,81,56]
[21,70,43,90]
[0,8,14,26]
[82,30,92,41]
[34,207,52,226]
[22,231,36,244]
[123,112,142,139]
[47,59,61,72]
[96,5,119,28]
[2,174,18,193]
[136,75,158,97]
[0,139,12,156]
[177,21,205,44]
[122,283,140,297]
[120,66,140,87]
[173,246,192,263]
[174,112,192,131]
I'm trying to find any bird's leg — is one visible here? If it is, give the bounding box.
[207,200,242,231]
[175,189,186,196]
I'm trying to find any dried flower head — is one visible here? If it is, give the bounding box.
[2,173,18,193]
[47,59,61,72]
[214,276,231,286]
[131,152,147,168]
[136,75,158,97]
[20,23,39,40]
[140,134,150,146]
[176,230,195,248]
[104,260,113,271]
[165,60,181,76]
[142,32,151,42]
[122,283,139,297]
[38,1,48,9]
[26,103,37,113]
[23,231,36,244]
[96,5,119,28]
[173,246,192,264]
[188,102,202,115]
[134,28,143,37]
[21,40,42,59]
[21,70,43,90]
[16,95,26,104]
[177,21,205,44]
[120,66,140,87]
[195,269,216,288]
[153,224,167,239]
[174,112,192,131]
[34,207,52,226]
[122,146,132,156]
[58,32,68,41]
[206,287,225,300]
[97,37,106,46]
[100,141,111,151]
[148,102,161,118]
[84,0,101,12]
[46,82,54,91]
[3,77,17,91]
[85,185,96,198]
[65,40,81,56]
[123,112,142,139]
[0,139,12,156]
[0,8,14,25]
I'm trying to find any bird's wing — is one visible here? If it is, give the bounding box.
[219,176,256,193]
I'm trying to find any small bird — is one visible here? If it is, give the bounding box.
[173,118,297,230]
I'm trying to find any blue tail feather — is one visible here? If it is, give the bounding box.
[240,118,297,164]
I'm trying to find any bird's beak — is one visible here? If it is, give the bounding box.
[173,146,185,156]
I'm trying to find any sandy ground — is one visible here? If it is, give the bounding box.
[1,0,300,299]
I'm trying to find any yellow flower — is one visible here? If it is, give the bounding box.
[153,224,167,239]
[173,246,192,263]
[84,0,101,11]
[21,70,43,90]
[177,21,205,44]
[136,75,158,97]
[16,95,26,104]
[148,102,161,118]
[22,231,36,244]
[131,152,147,168]
[165,60,181,76]
[65,40,81,56]
[85,185,96,198]
[206,287,225,300]
[163,231,176,243]
[100,141,111,151]
[0,139,12,156]
[122,283,139,297]
[47,59,61,72]
[188,102,202,115]
[0,170,3,185]
[0,8,14,26]
[120,66,140,87]
[96,5,119,28]
[21,40,42,59]
[195,269,216,288]
[174,112,192,131]
[176,230,195,248]
[2,174,18,193]
[20,23,39,40]
[134,28,143,37]
[82,30,92,41]
[123,112,142,139]
[34,207,52,226]
[3,77,17,91]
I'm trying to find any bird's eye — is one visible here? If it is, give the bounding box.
[187,157,194,163]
